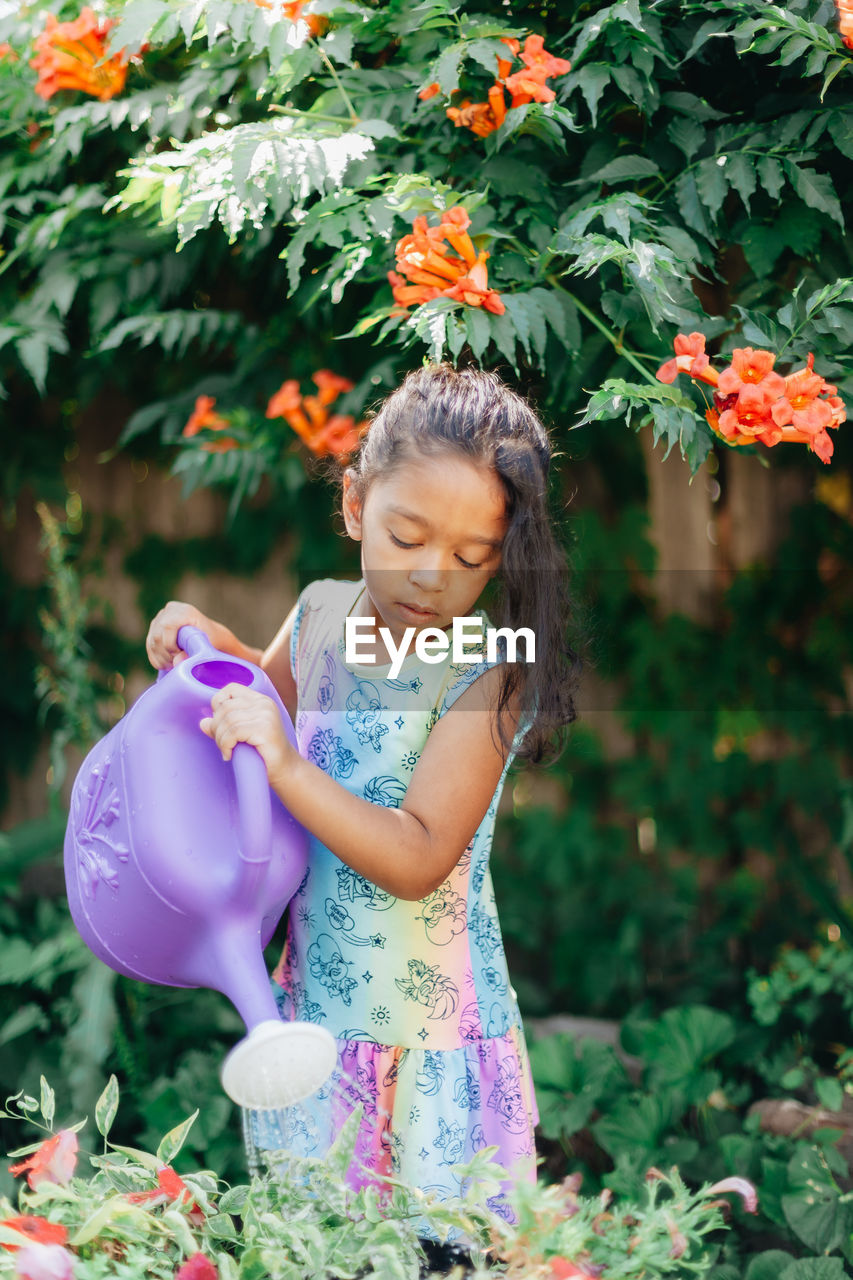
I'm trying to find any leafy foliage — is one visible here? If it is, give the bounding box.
[1,0,853,469]
[0,1078,756,1279]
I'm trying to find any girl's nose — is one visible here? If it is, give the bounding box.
[408,558,448,592]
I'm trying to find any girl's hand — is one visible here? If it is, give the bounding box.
[200,684,295,783]
[146,601,214,670]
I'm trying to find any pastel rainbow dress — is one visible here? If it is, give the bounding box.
[244,579,537,1216]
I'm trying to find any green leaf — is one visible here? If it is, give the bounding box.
[487,309,521,373]
[725,152,758,212]
[109,0,174,49]
[39,1077,55,1130]
[431,40,465,93]
[783,1147,853,1254]
[590,154,661,184]
[464,306,491,362]
[571,64,611,126]
[156,1109,199,1165]
[70,1196,146,1248]
[756,155,785,201]
[635,1005,737,1087]
[695,156,727,215]
[95,1075,120,1140]
[667,116,706,161]
[787,161,844,227]
[502,294,532,364]
[747,1251,803,1280]
[675,171,712,240]
[815,1075,844,1112]
[780,1259,850,1280]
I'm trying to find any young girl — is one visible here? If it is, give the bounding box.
[146,363,577,1217]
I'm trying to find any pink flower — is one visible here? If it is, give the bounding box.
[175,1253,218,1280]
[9,1133,78,1191]
[13,1243,75,1280]
[706,1176,758,1214]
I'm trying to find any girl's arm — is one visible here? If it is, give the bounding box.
[201,666,517,902]
[146,599,298,718]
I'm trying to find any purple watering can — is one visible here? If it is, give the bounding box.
[64,625,336,1110]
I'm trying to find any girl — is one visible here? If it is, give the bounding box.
[146,363,578,1218]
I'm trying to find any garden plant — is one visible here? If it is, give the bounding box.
[1,0,852,1277]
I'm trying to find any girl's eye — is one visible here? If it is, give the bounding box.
[389,531,484,570]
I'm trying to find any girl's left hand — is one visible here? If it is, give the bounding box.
[200,684,295,783]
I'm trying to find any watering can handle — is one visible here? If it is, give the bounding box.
[176,624,273,868]
[177,624,215,658]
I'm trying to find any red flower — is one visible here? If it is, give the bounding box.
[181,395,237,453]
[503,68,556,105]
[126,1166,205,1225]
[717,347,786,400]
[656,332,716,385]
[502,32,570,106]
[175,1252,218,1280]
[31,8,130,101]
[549,1258,601,1279]
[517,33,572,79]
[9,1132,77,1191]
[389,206,505,315]
[440,29,569,134]
[311,369,354,406]
[657,336,845,463]
[265,372,366,458]
[0,1217,68,1253]
[446,83,507,137]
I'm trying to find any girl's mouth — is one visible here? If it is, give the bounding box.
[398,602,438,619]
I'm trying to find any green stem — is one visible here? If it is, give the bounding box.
[268,105,357,125]
[313,42,360,125]
[547,277,661,387]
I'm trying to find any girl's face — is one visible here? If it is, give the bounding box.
[342,451,507,652]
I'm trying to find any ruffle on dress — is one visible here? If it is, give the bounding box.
[244,1022,538,1220]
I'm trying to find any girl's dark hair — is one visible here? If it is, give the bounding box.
[344,363,579,764]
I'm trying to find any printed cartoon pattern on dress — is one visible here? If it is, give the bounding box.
[363,775,407,807]
[317,649,335,713]
[395,959,460,1021]
[416,884,467,945]
[307,932,358,1006]
[345,678,389,752]
[248,578,538,1219]
[306,727,356,779]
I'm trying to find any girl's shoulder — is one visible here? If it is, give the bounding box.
[291,578,360,672]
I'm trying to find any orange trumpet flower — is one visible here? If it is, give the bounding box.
[266,372,366,459]
[389,206,505,315]
[182,395,238,452]
[658,334,845,463]
[31,8,130,102]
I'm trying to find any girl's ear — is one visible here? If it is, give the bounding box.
[341,469,363,541]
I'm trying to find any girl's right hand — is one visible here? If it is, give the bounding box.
[146,601,215,670]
